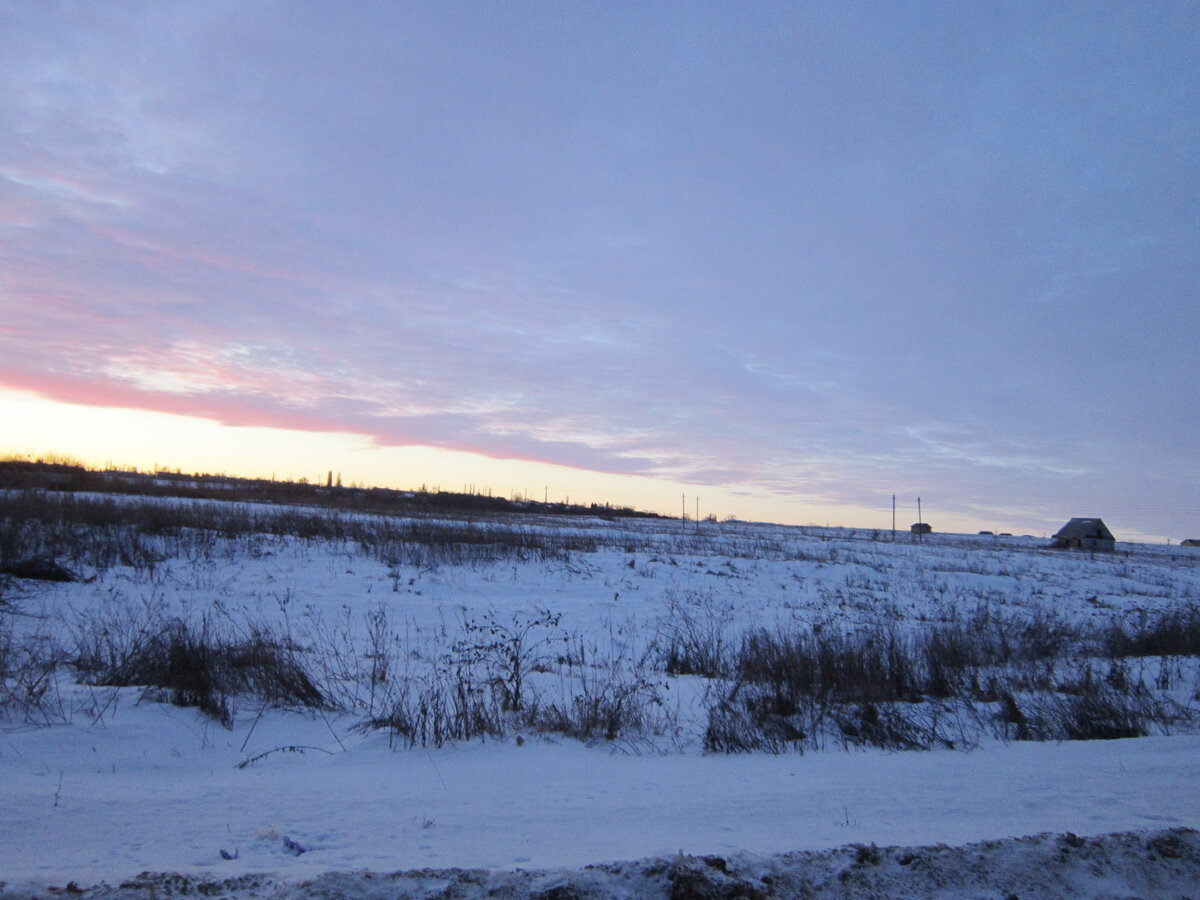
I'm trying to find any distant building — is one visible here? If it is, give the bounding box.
[1182,539,1200,548]
[1052,518,1115,552]
[910,522,932,535]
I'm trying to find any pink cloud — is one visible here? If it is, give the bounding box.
[2,2,1197,541]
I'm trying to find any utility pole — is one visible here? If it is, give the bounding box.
[917,496,923,542]
[695,496,700,532]
[892,494,896,542]
[682,493,686,523]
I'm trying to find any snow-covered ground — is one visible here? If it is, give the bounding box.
[3,506,1200,896]
[5,709,1200,881]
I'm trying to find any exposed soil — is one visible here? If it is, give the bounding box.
[4,828,1197,900]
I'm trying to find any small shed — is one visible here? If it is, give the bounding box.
[1181,539,1200,548]
[1052,518,1115,552]
[910,522,932,535]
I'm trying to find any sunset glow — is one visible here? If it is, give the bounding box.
[0,387,896,530]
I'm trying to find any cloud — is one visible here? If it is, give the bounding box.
[1,2,1198,538]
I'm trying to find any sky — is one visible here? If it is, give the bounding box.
[1,1,1198,540]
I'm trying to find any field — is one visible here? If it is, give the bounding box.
[3,489,1200,897]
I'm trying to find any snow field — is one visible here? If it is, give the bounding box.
[3,502,1200,890]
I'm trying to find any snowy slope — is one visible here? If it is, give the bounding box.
[3,505,1200,894]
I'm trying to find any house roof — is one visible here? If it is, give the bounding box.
[1053,517,1114,540]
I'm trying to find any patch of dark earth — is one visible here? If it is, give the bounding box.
[3,828,1198,900]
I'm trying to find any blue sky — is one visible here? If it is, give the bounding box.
[2,1,1197,539]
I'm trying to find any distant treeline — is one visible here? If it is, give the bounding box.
[0,459,664,521]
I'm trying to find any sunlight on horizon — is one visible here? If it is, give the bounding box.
[0,388,897,528]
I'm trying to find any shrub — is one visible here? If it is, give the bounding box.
[694,607,1200,753]
[0,581,65,723]
[453,608,563,712]
[371,660,502,749]
[655,590,732,678]
[994,682,1160,742]
[704,690,789,754]
[1102,606,1200,658]
[535,633,671,743]
[74,612,323,728]
[734,625,923,707]
[301,603,400,717]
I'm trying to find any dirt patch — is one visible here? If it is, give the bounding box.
[3,828,1197,900]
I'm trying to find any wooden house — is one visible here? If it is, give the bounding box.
[1051,518,1115,551]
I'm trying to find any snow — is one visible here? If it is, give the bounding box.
[4,713,1200,883]
[3,508,1200,895]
